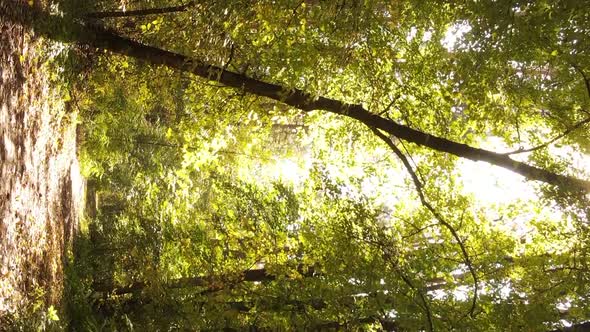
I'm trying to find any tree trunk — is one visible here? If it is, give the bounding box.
[8,4,590,192]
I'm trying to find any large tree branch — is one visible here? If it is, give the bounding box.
[93,264,318,296]
[548,321,590,332]
[220,321,588,332]
[8,7,590,192]
[217,316,401,332]
[313,316,401,331]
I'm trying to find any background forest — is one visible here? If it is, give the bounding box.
[3,0,590,331]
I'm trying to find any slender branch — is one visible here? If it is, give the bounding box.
[505,116,590,155]
[369,126,479,319]
[85,1,195,19]
[571,63,590,100]
[285,0,305,28]
[402,222,439,239]
[222,43,235,72]
[378,97,397,116]
[397,270,435,332]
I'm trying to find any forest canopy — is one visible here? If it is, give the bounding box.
[5,0,590,330]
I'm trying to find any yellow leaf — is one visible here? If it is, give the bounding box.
[47,306,59,321]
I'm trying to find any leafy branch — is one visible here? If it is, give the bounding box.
[368,126,479,319]
[504,116,590,155]
[397,269,435,332]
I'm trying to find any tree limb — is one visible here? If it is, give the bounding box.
[93,264,318,295]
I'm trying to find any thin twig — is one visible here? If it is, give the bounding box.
[504,116,590,155]
[402,222,439,239]
[378,97,397,116]
[222,43,235,73]
[360,233,434,331]
[369,126,479,319]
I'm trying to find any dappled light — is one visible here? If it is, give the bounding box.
[1,1,82,327]
[1,0,590,330]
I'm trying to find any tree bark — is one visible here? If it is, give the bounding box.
[8,4,590,192]
[85,2,195,19]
